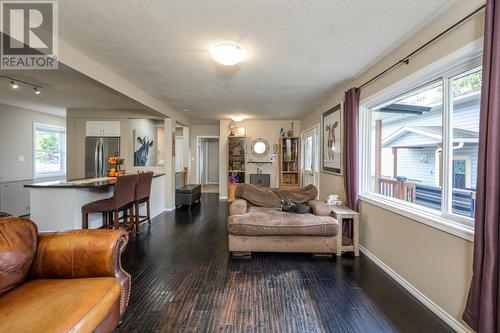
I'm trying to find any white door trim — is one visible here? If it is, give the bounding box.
[196,135,220,185]
[301,123,320,195]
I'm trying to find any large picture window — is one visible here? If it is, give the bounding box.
[34,123,66,177]
[361,63,481,232]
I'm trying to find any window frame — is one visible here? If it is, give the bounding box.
[359,56,482,241]
[33,122,66,178]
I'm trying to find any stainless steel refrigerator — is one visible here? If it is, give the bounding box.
[85,137,120,178]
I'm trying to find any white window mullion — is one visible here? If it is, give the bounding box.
[442,76,453,215]
[360,106,371,195]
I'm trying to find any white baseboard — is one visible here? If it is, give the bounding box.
[164,207,176,212]
[359,245,471,333]
[219,196,228,200]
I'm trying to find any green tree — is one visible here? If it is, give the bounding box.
[453,71,482,97]
[36,132,59,151]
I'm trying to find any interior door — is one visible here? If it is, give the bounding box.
[301,125,320,191]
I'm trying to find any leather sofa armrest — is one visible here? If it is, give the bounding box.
[30,229,130,316]
[308,200,332,216]
[229,199,248,215]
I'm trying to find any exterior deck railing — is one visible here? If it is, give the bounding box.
[376,177,476,218]
[378,177,416,203]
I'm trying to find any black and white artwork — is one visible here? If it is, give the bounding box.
[322,103,343,174]
[134,135,154,166]
[130,118,159,167]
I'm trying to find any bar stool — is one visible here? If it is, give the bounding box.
[82,174,138,233]
[134,171,154,233]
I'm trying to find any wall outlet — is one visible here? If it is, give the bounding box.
[17,156,24,162]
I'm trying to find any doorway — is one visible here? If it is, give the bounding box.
[197,136,219,193]
[301,124,320,192]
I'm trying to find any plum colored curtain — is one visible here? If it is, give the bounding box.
[343,88,361,211]
[463,1,500,332]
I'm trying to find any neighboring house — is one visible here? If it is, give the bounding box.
[382,126,478,189]
[373,92,480,217]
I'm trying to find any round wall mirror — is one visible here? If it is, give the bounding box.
[251,138,269,157]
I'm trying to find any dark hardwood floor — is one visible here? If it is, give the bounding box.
[119,194,453,333]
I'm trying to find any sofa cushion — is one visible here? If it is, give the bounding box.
[0,218,37,296]
[227,208,338,237]
[0,277,120,333]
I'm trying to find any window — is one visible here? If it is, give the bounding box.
[361,63,481,234]
[34,123,66,177]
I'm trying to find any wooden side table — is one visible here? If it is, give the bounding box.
[330,205,360,257]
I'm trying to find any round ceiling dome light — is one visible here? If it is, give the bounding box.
[209,41,247,66]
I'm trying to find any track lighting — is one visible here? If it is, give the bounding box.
[1,75,43,93]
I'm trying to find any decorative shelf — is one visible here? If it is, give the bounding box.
[279,137,300,188]
[228,136,246,202]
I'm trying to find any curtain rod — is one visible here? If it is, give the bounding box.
[357,4,486,90]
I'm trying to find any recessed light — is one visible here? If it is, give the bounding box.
[209,41,247,66]
[183,109,189,112]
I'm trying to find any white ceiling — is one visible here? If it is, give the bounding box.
[55,0,456,121]
[0,65,148,117]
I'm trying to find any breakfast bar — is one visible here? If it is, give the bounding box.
[25,174,165,231]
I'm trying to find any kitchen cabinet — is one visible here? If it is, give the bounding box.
[86,121,120,137]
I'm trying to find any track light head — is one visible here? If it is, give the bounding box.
[34,86,41,95]
[10,80,18,89]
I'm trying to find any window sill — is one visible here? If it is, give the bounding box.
[359,193,474,242]
[34,173,66,179]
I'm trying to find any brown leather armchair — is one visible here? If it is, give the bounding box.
[0,217,130,333]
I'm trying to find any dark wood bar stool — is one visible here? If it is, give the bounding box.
[134,171,154,233]
[82,174,138,233]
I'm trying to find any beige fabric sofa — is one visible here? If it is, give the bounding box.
[227,199,340,257]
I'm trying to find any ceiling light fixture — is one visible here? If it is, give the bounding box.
[10,80,18,89]
[230,115,247,122]
[34,86,41,95]
[209,41,247,66]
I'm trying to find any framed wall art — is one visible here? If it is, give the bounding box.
[321,103,343,175]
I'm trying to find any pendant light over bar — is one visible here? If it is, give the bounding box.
[357,5,486,90]
[0,74,43,94]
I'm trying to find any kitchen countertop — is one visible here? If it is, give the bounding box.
[25,173,165,189]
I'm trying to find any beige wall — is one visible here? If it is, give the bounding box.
[157,126,166,165]
[219,119,300,197]
[360,201,474,323]
[0,104,65,182]
[300,0,484,329]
